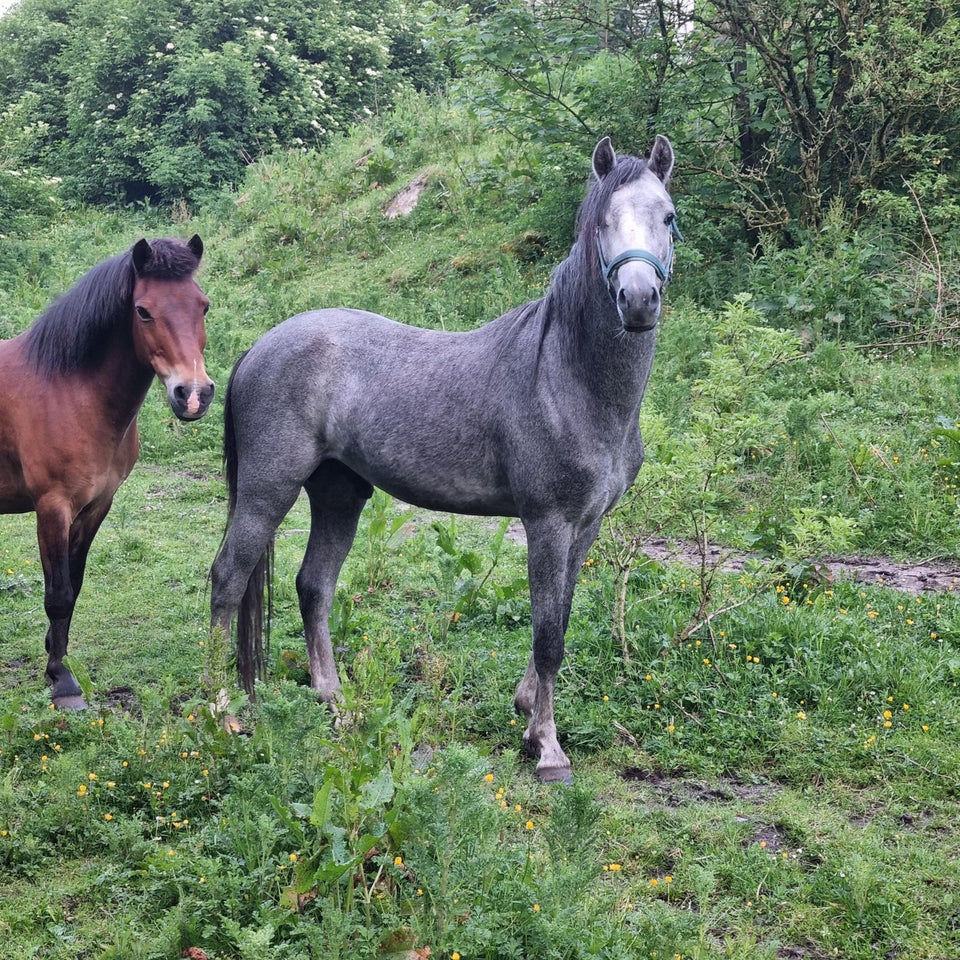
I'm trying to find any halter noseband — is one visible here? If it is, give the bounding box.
[596,217,683,287]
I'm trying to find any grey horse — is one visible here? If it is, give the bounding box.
[211,135,679,783]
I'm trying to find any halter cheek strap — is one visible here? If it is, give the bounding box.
[596,218,683,285]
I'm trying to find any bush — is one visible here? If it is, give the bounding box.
[746,206,905,343]
[0,0,448,205]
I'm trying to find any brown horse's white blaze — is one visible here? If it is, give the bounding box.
[0,235,213,708]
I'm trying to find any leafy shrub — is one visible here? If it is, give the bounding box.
[746,207,903,342]
[0,167,60,231]
[0,0,447,204]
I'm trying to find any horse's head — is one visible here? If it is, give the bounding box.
[593,135,679,333]
[130,234,215,421]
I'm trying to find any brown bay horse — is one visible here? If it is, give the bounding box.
[0,236,214,707]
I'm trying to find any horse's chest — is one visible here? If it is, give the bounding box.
[545,430,643,518]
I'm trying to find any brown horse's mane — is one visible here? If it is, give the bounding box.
[22,238,201,376]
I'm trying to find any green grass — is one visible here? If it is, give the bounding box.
[2,98,960,959]
[3,440,960,958]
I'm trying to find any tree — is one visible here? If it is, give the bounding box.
[0,0,446,203]
[432,0,681,151]
[433,0,959,247]
[689,0,960,235]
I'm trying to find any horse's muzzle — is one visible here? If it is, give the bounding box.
[168,379,215,420]
[622,319,659,333]
[617,281,661,332]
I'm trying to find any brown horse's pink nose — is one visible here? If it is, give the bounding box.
[170,378,215,420]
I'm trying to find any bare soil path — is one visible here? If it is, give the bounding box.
[499,521,960,594]
[639,536,960,594]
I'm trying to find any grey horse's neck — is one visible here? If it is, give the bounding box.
[527,240,657,411]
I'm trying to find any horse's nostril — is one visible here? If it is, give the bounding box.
[618,284,660,313]
[172,382,215,408]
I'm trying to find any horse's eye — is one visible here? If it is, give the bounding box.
[136,305,152,321]
[203,303,210,316]
[665,212,677,227]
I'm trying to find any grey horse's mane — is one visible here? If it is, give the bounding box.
[492,152,653,364]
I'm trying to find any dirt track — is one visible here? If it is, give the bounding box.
[500,522,960,595]
[639,536,960,594]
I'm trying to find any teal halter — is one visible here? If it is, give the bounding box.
[596,217,683,286]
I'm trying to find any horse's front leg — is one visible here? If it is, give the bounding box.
[517,518,602,784]
[35,499,88,708]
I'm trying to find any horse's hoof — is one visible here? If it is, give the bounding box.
[522,731,573,783]
[536,763,574,786]
[53,694,89,710]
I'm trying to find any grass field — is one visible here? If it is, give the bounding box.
[2,106,960,959]
[3,393,960,959]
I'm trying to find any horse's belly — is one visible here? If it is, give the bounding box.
[0,488,33,513]
[365,467,518,518]
[335,416,517,517]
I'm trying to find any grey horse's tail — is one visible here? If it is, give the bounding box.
[221,350,272,696]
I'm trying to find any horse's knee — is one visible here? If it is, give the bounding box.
[532,633,564,677]
[295,570,324,607]
[43,585,75,624]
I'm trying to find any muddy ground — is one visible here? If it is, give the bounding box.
[638,536,960,594]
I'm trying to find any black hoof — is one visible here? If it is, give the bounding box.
[47,663,85,707]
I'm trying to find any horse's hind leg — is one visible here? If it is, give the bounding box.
[298,462,372,703]
[209,481,302,638]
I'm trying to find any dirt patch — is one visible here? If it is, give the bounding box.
[621,767,781,808]
[500,521,960,595]
[775,946,833,960]
[103,685,139,715]
[384,172,431,219]
[821,554,960,593]
[638,537,960,595]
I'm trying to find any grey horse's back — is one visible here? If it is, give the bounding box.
[230,308,528,516]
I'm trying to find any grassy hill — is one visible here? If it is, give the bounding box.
[1,96,960,959]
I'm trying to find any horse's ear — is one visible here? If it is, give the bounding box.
[648,134,675,185]
[131,238,152,275]
[592,137,616,180]
[188,234,203,261]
